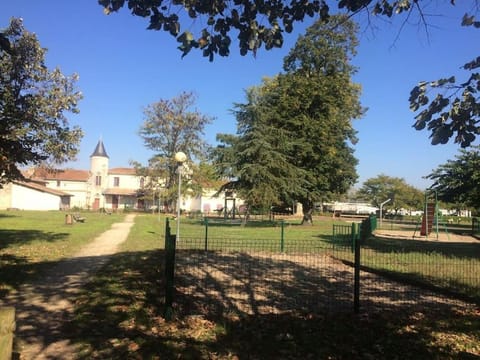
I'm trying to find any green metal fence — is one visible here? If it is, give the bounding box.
[164,215,477,321]
[473,217,480,237]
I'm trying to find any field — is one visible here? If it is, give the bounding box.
[75,214,480,359]
[1,211,479,358]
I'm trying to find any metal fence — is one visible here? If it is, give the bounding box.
[164,217,478,320]
[473,217,480,237]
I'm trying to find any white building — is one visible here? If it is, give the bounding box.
[0,140,234,212]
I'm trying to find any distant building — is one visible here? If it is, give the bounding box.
[0,140,236,213]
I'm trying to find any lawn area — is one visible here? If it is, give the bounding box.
[0,210,124,296]
[70,214,480,359]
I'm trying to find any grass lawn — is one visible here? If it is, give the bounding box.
[71,214,480,359]
[0,210,124,296]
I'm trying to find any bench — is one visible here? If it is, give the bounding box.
[73,214,86,223]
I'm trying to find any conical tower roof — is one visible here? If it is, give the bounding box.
[90,139,109,158]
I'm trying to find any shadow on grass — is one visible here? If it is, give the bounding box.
[69,249,479,359]
[0,229,69,249]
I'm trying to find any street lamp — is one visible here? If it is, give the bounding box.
[175,151,187,242]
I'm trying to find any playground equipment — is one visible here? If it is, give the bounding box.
[414,190,449,240]
[222,191,238,220]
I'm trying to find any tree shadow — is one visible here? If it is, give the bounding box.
[66,248,479,359]
[0,229,69,249]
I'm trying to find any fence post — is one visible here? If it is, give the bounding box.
[353,222,361,314]
[280,220,285,253]
[351,222,357,252]
[164,218,176,320]
[204,218,208,251]
[0,307,15,360]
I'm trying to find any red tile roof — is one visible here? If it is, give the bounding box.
[31,168,89,181]
[109,167,137,175]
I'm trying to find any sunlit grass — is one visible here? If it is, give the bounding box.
[0,210,125,295]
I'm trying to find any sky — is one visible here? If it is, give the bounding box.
[1,1,478,190]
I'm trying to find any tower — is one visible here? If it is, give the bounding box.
[89,139,109,210]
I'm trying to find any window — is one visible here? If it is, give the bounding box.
[140,177,145,188]
[95,176,102,186]
[56,180,61,187]
[114,177,120,187]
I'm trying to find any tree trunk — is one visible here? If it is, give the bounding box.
[301,200,314,225]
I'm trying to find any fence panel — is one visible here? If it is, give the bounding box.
[174,238,355,316]
[165,217,478,319]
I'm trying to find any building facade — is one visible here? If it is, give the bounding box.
[1,140,235,213]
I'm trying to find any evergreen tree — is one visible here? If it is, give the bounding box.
[212,16,363,224]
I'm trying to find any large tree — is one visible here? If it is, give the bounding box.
[0,18,83,186]
[212,15,363,224]
[357,174,424,215]
[138,91,213,210]
[426,146,480,213]
[97,0,478,148]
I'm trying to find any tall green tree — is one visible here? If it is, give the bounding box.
[212,83,303,214]
[357,174,424,215]
[0,18,83,186]
[426,146,480,213]
[212,16,363,224]
[98,0,478,147]
[138,91,213,210]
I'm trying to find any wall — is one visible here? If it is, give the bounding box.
[0,183,13,209]
[11,184,61,210]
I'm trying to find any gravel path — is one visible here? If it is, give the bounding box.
[2,214,136,359]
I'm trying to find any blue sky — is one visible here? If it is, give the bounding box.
[1,1,477,190]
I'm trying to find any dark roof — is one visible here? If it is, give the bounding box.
[90,139,109,158]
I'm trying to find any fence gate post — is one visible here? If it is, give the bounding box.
[164,218,176,320]
[280,220,285,253]
[0,307,15,360]
[353,222,361,314]
[204,218,208,251]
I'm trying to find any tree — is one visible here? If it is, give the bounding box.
[212,84,303,216]
[357,174,424,215]
[98,0,478,147]
[426,146,480,213]
[0,18,83,187]
[409,14,480,148]
[138,91,213,210]
[212,16,363,224]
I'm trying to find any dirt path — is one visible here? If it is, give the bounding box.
[3,214,136,359]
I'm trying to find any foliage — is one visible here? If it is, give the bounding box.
[97,0,469,60]
[426,146,480,212]
[97,0,479,148]
[357,174,424,213]
[0,18,83,186]
[212,16,363,224]
[409,13,480,148]
[138,91,213,210]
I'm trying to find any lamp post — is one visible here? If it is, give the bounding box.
[175,151,187,242]
[379,198,391,227]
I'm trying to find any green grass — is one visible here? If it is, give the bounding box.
[0,210,124,296]
[70,213,480,359]
[357,236,480,303]
[2,212,479,358]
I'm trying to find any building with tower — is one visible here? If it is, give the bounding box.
[0,139,234,213]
